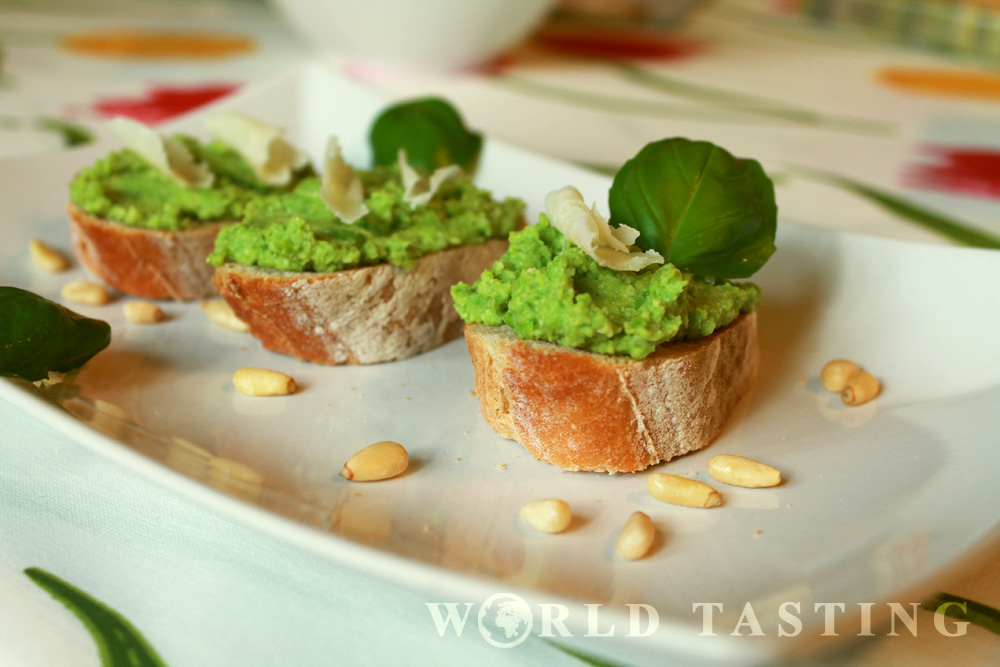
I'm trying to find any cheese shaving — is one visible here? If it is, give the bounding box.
[545,186,664,272]
[398,149,463,208]
[110,117,213,188]
[319,136,368,224]
[204,111,307,186]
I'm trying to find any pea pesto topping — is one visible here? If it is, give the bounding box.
[69,135,309,231]
[450,216,761,359]
[207,165,524,273]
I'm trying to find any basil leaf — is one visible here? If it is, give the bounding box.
[608,138,777,279]
[369,97,483,172]
[0,286,111,382]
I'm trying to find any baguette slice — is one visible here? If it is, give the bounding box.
[464,311,759,473]
[68,202,229,301]
[212,238,510,365]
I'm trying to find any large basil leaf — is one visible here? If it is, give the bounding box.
[0,286,111,382]
[369,97,483,172]
[608,138,777,279]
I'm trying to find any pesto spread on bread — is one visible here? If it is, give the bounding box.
[452,137,776,360]
[69,136,308,231]
[451,216,760,359]
[207,165,524,272]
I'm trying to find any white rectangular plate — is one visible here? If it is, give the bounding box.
[2,62,999,665]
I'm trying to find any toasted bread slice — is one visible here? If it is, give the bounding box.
[67,202,229,301]
[212,238,510,365]
[464,311,759,473]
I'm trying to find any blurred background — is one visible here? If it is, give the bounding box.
[4,0,998,245]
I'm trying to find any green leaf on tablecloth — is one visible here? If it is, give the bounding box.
[369,97,482,173]
[498,75,778,124]
[35,117,95,147]
[25,567,169,667]
[789,165,1000,249]
[614,63,894,137]
[537,636,633,667]
[922,592,1000,635]
[609,137,777,279]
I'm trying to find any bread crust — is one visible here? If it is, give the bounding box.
[212,238,509,365]
[464,311,759,473]
[67,202,229,301]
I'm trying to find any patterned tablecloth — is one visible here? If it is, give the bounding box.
[1,0,998,665]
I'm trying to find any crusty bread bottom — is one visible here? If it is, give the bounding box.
[212,238,509,365]
[67,202,229,301]
[464,312,759,473]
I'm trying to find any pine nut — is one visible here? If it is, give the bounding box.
[646,473,722,508]
[61,280,112,305]
[615,512,655,560]
[340,441,408,481]
[232,367,296,396]
[820,359,861,393]
[519,499,572,534]
[29,239,70,272]
[707,455,782,488]
[202,298,249,332]
[123,301,165,324]
[842,371,880,406]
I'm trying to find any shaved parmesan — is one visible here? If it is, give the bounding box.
[545,186,664,272]
[110,117,213,188]
[399,149,463,208]
[204,111,307,186]
[320,136,368,224]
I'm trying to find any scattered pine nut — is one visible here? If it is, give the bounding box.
[61,280,112,305]
[340,440,409,481]
[123,301,165,324]
[842,371,880,406]
[820,359,861,393]
[646,473,722,508]
[29,239,70,272]
[232,367,296,396]
[202,298,249,332]
[615,512,655,560]
[519,499,572,534]
[707,455,782,488]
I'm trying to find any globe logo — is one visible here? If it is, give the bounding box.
[477,593,533,648]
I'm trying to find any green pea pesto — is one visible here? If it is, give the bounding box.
[207,165,524,272]
[68,135,306,231]
[451,216,762,360]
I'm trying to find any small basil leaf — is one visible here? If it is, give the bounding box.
[608,138,777,279]
[0,286,111,382]
[369,97,483,172]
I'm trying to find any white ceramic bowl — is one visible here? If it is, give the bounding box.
[272,0,557,70]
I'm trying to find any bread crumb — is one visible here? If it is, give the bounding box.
[493,463,507,471]
[405,396,411,401]
[455,457,462,462]
[352,491,362,497]
[464,430,470,435]
[423,524,433,532]
[754,529,762,536]
[469,389,476,397]
[350,387,357,391]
